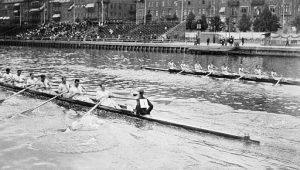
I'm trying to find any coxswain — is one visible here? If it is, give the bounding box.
[135,88,153,116]
[13,70,26,87]
[68,79,93,103]
[194,62,203,72]
[58,77,70,97]
[26,73,38,87]
[36,75,51,92]
[95,83,120,109]
[168,61,176,69]
[2,68,13,84]
[221,64,229,74]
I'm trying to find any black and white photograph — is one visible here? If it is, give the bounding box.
[0,0,300,169]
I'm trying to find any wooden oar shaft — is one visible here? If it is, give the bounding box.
[20,91,67,115]
[111,96,136,100]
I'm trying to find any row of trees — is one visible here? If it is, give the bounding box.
[186,7,283,32]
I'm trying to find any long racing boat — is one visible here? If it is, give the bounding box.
[0,82,260,144]
[142,66,300,86]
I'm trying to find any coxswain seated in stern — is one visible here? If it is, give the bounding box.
[134,88,153,116]
[168,61,176,70]
[68,79,93,103]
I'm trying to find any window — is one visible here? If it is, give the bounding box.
[162,1,164,7]
[156,11,158,16]
[156,2,158,7]
[174,1,177,6]
[284,4,290,14]
[202,0,205,5]
[188,1,191,5]
[241,6,249,13]
[199,9,201,14]
[269,5,275,14]
[231,7,237,16]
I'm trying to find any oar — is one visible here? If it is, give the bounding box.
[19,91,68,115]
[110,96,136,100]
[0,85,34,104]
[235,74,244,81]
[204,71,212,77]
[274,76,283,86]
[176,70,184,75]
[65,99,104,132]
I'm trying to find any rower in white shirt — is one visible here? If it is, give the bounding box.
[36,75,52,93]
[2,68,13,84]
[168,61,176,69]
[57,77,70,97]
[69,79,93,103]
[26,73,38,87]
[208,63,217,72]
[194,62,203,72]
[95,83,120,109]
[13,70,26,87]
[221,64,229,74]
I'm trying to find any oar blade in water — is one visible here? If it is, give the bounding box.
[20,109,34,115]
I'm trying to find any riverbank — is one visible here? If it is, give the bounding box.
[1,39,300,57]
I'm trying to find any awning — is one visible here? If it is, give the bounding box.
[85,3,95,8]
[14,10,19,13]
[29,8,40,12]
[52,14,61,18]
[14,3,20,6]
[219,7,225,13]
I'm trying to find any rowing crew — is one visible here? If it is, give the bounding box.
[167,62,280,79]
[0,69,153,116]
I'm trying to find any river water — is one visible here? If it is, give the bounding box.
[0,46,300,169]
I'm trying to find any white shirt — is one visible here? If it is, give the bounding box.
[239,67,244,75]
[168,62,176,69]
[194,63,202,72]
[2,73,13,82]
[96,89,110,101]
[13,74,26,83]
[27,77,38,86]
[69,85,85,97]
[37,79,51,89]
[58,82,70,93]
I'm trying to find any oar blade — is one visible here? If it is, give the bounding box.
[20,109,33,115]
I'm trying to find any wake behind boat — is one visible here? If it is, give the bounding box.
[141,66,300,86]
[0,82,259,144]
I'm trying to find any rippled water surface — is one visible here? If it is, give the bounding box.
[0,46,300,169]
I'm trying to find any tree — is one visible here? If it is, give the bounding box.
[172,13,179,21]
[238,14,252,32]
[253,7,281,32]
[292,15,300,33]
[226,18,236,32]
[210,16,224,32]
[200,15,208,31]
[186,11,195,30]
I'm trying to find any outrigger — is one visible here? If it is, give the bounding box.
[141,66,300,86]
[0,82,260,144]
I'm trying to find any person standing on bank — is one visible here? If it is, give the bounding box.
[207,37,210,46]
[135,88,153,116]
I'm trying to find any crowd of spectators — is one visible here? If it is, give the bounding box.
[15,21,92,40]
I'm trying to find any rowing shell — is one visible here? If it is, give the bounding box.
[0,82,260,144]
[141,67,300,86]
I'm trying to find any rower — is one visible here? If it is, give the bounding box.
[194,62,203,72]
[13,70,26,87]
[69,79,93,103]
[180,63,189,71]
[58,77,70,97]
[254,65,262,76]
[208,63,216,72]
[26,73,38,87]
[238,64,245,75]
[221,64,229,74]
[94,83,120,109]
[36,75,51,92]
[270,69,278,79]
[2,68,13,84]
[135,88,153,116]
[168,61,176,69]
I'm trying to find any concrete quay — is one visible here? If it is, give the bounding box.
[0,39,300,57]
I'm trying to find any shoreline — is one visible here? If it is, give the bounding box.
[1,39,300,57]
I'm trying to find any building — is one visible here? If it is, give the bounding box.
[136,0,299,31]
[0,0,136,26]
